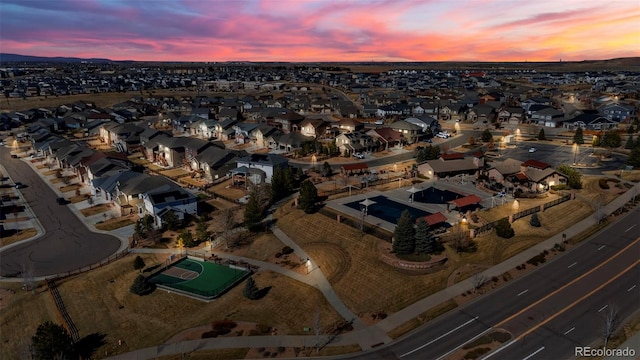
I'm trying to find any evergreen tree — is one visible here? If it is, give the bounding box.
[627,125,635,134]
[130,275,155,295]
[298,180,318,214]
[602,130,622,148]
[195,218,211,243]
[495,218,515,238]
[178,230,196,247]
[243,276,260,300]
[537,128,546,140]
[393,210,416,254]
[32,321,73,360]
[134,220,144,238]
[414,218,435,254]
[625,135,635,149]
[481,129,493,142]
[573,127,584,145]
[244,190,264,231]
[133,255,146,271]
[163,210,180,231]
[626,139,640,168]
[270,166,288,202]
[529,212,541,227]
[322,161,332,177]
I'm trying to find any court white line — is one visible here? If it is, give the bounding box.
[518,289,529,296]
[598,305,608,313]
[522,346,545,360]
[564,327,575,335]
[625,224,636,232]
[567,262,577,268]
[400,317,479,358]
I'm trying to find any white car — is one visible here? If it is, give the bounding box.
[353,152,365,159]
[528,147,537,153]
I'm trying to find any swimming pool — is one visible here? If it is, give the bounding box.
[344,195,432,224]
[411,187,464,204]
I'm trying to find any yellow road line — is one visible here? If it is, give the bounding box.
[495,237,639,328]
[515,259,639,341]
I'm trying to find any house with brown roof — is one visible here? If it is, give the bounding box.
[366,127,404,150]
[417,153,485,179]
[300,118,330,138]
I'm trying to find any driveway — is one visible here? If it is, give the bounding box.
[0,146,121,278]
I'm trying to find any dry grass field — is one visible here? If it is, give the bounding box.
[95,217,135,231]
[0,253,343,359]
[0,228,37,247]
[80,203,111,217]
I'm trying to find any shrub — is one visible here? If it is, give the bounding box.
[527,254,547,266]
[281,246,294,255]
[495,218,515,238]
[277,347,286,353]
[133,255,145,271]
[599,178,610,189]
[274,252,282,258]
[529,213,541,227]
[550,184,571,191]
[262,351,271,357]
[464,347,491,359]
[212,320,237,331]
[129,275,155,296]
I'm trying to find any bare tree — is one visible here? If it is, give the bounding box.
[450,223,473,253]
[313,306,322,353]
[601,304,619,348]
[472,273,487,291]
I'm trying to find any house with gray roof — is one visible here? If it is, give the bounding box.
[234,153,289,184]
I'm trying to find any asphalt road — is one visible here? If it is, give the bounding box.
[0,146,121,278]
[347,207,640,360]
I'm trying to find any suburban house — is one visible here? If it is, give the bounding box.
[195,146,246,182]
[84,154,132,186]
[335,131,375,156]
[233,122,260,145]
[565,113,618,131]
[487,158,522,184]
[466,104,497,123]
[234,153,289,184]
[598,103,636,123]
[530,107,565,128]
[252,125,282,149]
[262,108,305,133]
[366,127,404,150]
[388,120,423,143]
[143,179,198,229]
[300,118,330,138]
[498,106,525,125]
[275,132,315,153]
[332,118,364,133]
[99,122,145,153]
[418,153,485,179]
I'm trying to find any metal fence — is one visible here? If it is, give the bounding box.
[317,207,394,242]
[45,248,130,282]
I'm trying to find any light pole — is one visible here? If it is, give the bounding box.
[573,143,578,165]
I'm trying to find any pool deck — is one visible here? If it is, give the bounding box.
[326,178,497,232]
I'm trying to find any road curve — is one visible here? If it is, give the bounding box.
[0,146,121,278]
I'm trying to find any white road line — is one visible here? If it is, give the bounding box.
[567,262,577,268]
[625,224,636,232]
[481,339,517,360]
[598,305,608,313]
[518,289,529,296]
[400,316,480,358]
[628,285,637,292]
[564,327,575,335]
[435,328,491,360]
[522,346,545,360]
[598,245,606,251]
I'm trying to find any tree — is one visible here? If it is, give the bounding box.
[481,129,493,142]
[393,210,415,254]
[628,125,635,134]
[626,138,640,168]
[270,166,289,202]
[450,223,474,253]
[537,128,546,140]
[556,164,583,189]
[601,130,622,148]
[178,229,196,247]
[133,255,145,272]
[243,276,260,300]
[468,136,476,146]
[416,145,440,163]
[32,321,73,360]
[195,218,211,243]
[244,189,264,232]
[495,218,515,238]
[322,161,332,177]
[625,135,635,149]
[162,210,180,231]
[298,180,318,214]
[529,212,541,227]
[414,218,435,254]
[141,214,154,233]
[129,275,155,295]
[601,304,619,349]
[573,127,584,145]
[134,220,144,238]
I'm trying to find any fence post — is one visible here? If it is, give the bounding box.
[540,204,544,212]
[509,214,514,223]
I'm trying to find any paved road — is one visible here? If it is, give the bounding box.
[0,146,121,278]
[346,207,640,360]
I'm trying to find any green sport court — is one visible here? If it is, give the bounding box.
[148,257,250,300]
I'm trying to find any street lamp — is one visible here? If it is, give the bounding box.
[516,128,521,147]
[512,199,520,214]
[573,143,578,165]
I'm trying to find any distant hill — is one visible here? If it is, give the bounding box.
[0,53,113,63]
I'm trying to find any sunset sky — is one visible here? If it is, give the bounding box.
[1,0,639,62]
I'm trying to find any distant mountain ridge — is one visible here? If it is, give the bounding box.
[0,53,114,63]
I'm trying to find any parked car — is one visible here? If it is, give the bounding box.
[56,197,69,205]
[353,152,365,159]
[10,154,18,158]
[528,147,537,153]
[15,182,27,189]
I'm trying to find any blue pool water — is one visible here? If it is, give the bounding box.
[412,187,464,204]
[344,195,431,224]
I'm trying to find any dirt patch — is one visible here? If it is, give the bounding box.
[80,203,111,217]
[59,184,82,193]
[0,288,15,311]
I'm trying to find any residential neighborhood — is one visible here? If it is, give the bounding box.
[1,60,639,360]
